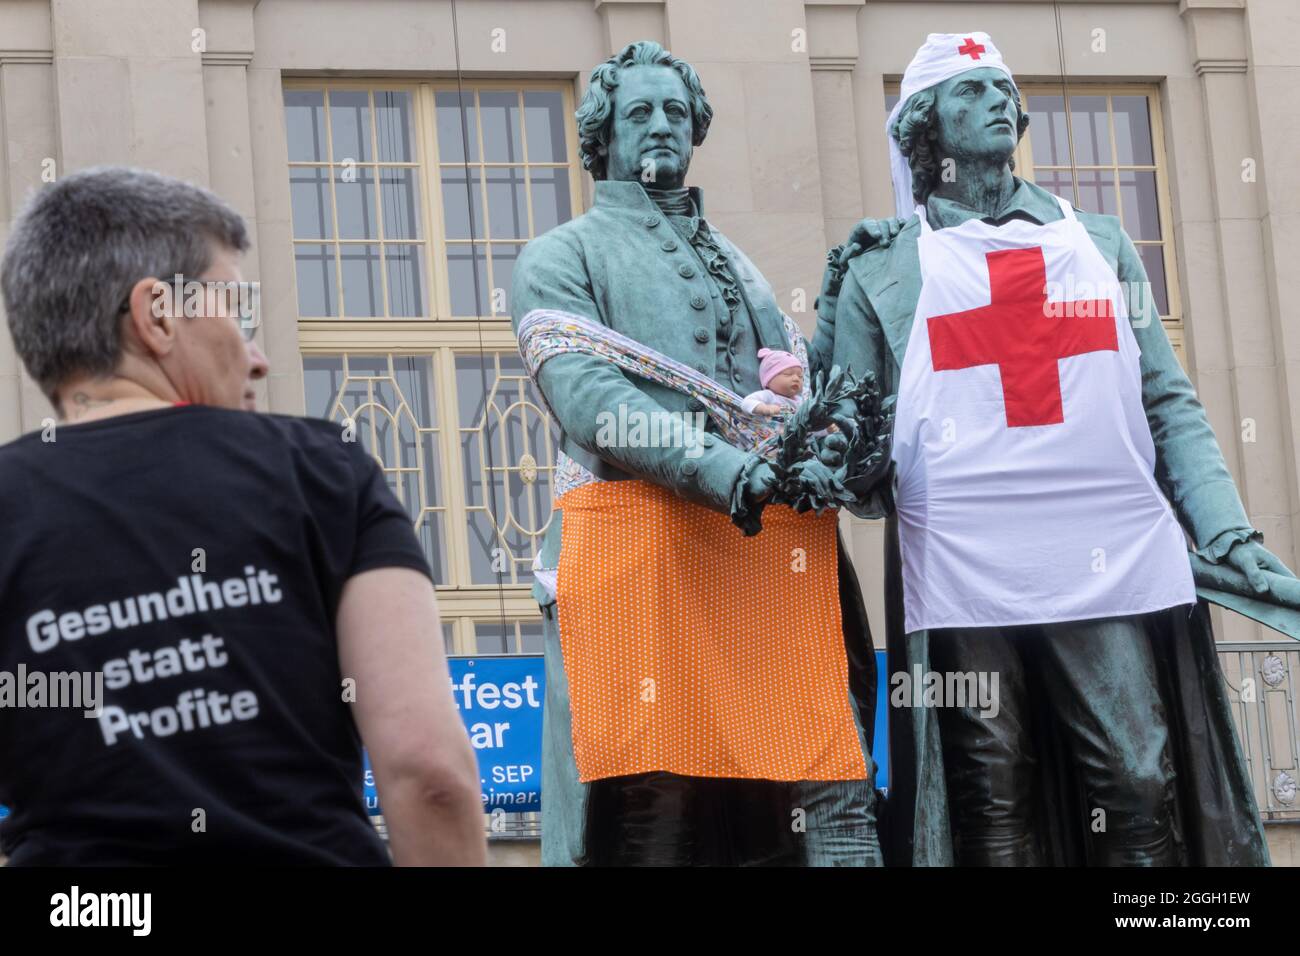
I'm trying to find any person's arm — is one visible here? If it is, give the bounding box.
[1122,229,1247,546]
[337,567,486,866]
[810,218,906,381]
[829,265,896,519]
[1120,229,1292,588]
[809,250,845,383]
[512,231,754,514]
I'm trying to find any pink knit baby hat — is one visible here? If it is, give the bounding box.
[758,348,801,387]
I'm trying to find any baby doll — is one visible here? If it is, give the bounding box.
[741,348,804,416]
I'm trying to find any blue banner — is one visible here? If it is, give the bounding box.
[453,656,545,814]
[874,649,888,792]
[362,751,380,816]
[365,655,545,818]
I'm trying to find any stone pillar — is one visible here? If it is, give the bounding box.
[806,1,866,249]
[1241,0,1300,578]
[591,1,668,213]
[662,0,828,325]
[594,0,666,52]
[198,0,283,413]
[0,1,56,438]
[245,58,304,414]
[50,0,210,181]
[1180,0,1295,640]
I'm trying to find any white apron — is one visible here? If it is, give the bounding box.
[891,196,1195,633]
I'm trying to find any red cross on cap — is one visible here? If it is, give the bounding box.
[957,37,986,60]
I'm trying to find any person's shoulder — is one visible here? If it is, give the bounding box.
[0,407,357,476]
[1020,178,1124,238]
[0,405,318,451]
[1073,206,1124,239]
[0,428,42,465]
[245,410,351,451]
[517,214,594,265]
[201,407,346,456]
[845,216,921,286]
[515,222,592,290]
[242,411,378,490]
[1061,197,1130,265]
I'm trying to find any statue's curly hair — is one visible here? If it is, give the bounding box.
[576,40,713,180]
[891,84,1030,206]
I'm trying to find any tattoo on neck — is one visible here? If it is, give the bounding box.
[69,391,114,418]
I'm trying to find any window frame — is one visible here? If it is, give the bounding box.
[299,344,561,643]
[283,77,585,329]
[285,78,583,655]
[1016,83,1183,352]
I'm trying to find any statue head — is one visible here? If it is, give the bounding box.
[576,41,713,189]
[891,66,1029,207]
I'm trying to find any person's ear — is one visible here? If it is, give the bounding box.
[123,276,178,359]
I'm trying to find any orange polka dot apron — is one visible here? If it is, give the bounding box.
[518,307,868,784]
[555,480,867,782]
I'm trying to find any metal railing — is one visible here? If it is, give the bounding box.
[371,810,541,842]
[1217,641,1300,822]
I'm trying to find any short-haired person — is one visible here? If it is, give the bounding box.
[0,167,485,865]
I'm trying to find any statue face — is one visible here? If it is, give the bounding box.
[605,65,693,189]
[931,67,1021,168]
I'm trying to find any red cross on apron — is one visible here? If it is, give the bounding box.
[928,245,1118,426]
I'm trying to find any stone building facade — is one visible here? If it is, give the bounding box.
[0,0,1295,863]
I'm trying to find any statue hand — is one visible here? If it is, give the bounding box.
[819,430,849,466]
[839,216,907,266]
[1223,538,1295,594]
[744,461,777,504]
[784,458,840,511]
[819,218,906,309]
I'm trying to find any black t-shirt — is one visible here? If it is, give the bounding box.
[0,405,431,865]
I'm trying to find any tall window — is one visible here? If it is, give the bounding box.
[284,81,581,655]
[884,85,1183,356]
[1018,88,1179,334]
[435,89,574,318]
[286,89,427,319]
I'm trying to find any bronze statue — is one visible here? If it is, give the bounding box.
[815,31,1296,865]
